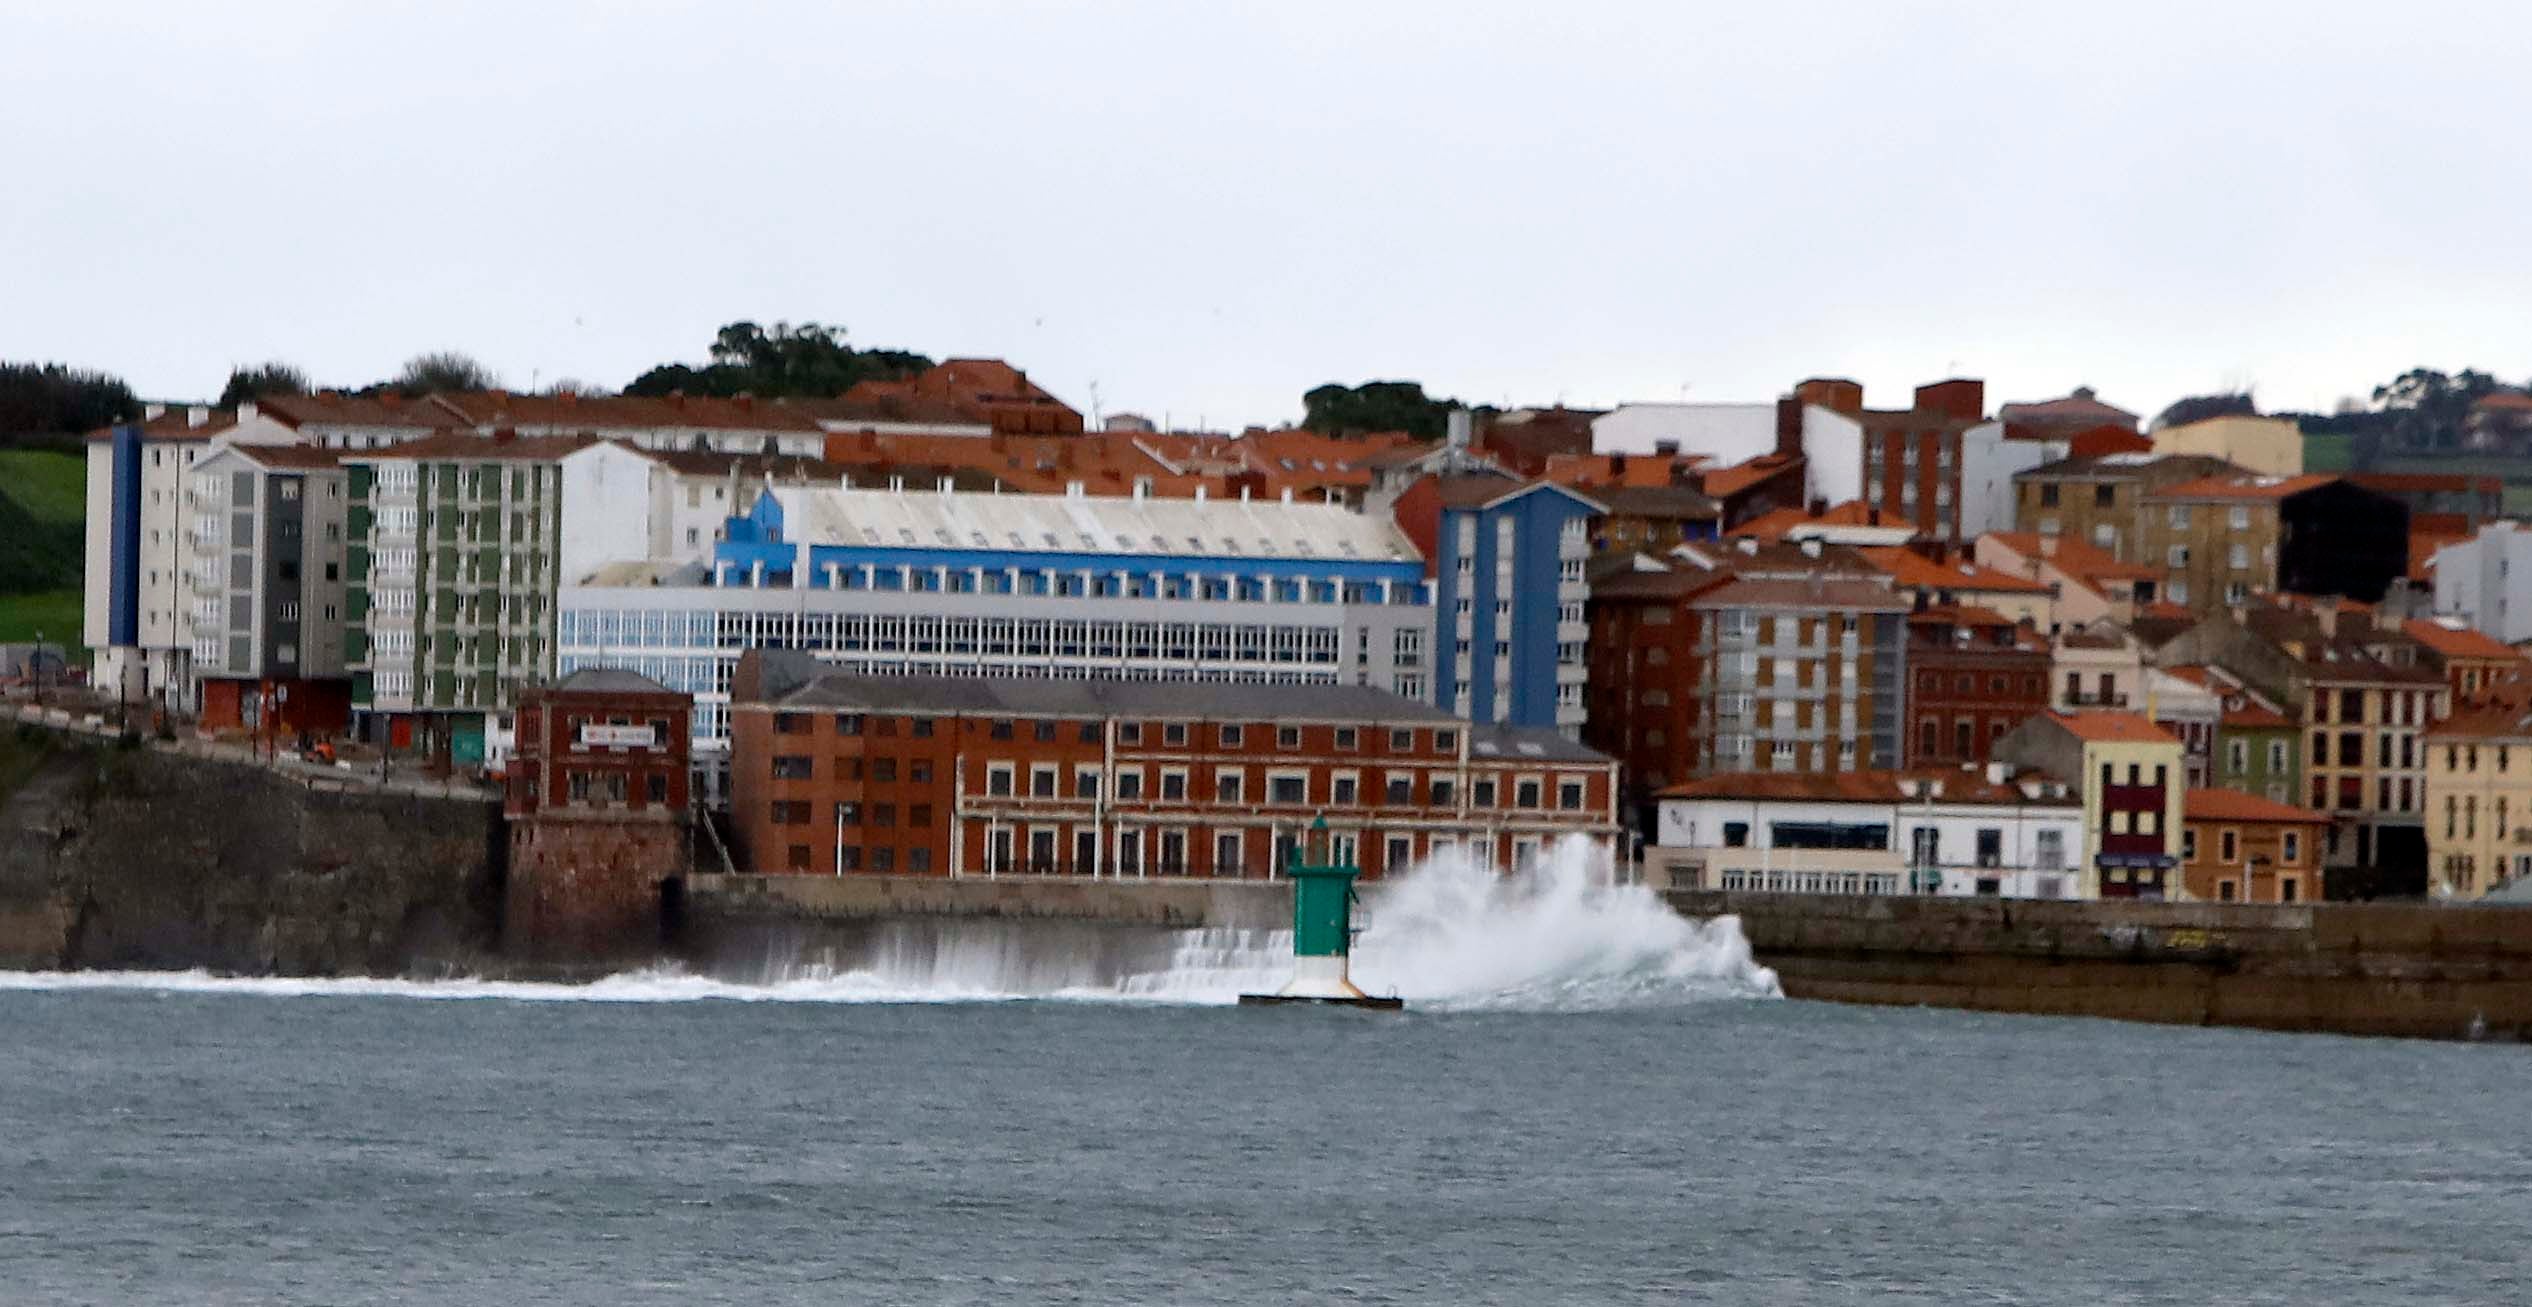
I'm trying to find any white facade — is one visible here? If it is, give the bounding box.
[2432,521,2532,646]
[1654,779,2083,898]
[1956,422,2060,541]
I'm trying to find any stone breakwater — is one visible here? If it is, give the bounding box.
[1666,889,2532,1041]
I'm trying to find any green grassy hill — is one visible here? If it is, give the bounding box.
[0,448,84,652]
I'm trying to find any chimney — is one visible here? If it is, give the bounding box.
[143,402,166,421]
[2314,604,2337,638]
[1800,537,1823,559]
[238,401,258,423]
[1446,409,1472,452]
[1653,439,1679,457]
[187,405,210,428]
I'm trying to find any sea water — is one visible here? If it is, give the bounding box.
[1,841,2523,1304]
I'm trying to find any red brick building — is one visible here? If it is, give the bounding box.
[503,669,693,961]
[729,652,1621,879]
[1584,564,1727,829]
[1903,605,2052,767]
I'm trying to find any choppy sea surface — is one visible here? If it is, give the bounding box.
[2,846,2524,1304]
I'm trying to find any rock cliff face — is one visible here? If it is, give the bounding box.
[0,733,503,974]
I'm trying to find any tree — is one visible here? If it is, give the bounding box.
[2149,392,2258,430]
[0,361,140,443]
[386,351,499,396]
[216,362,310,408]
[623,320,932,399]
[2369,367,2498,450]
[1302,380,1470,440]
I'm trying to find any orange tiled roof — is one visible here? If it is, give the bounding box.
[2050,711,2178,745]
[1700,454,1797,499]
[2183,787,2329,824]
[1857,546,2052,594]
[83,408,240,442]
[2149,473,2333,501]
[2402,619,2525,663]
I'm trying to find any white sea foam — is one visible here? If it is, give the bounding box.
[0,836,1777,1011]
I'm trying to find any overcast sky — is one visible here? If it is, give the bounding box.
[6,2,2527,429]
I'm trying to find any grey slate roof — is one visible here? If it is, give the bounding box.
[552,667,676,694]
[741,653,1611,763]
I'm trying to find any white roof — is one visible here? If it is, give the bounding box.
[768,485,1420,563]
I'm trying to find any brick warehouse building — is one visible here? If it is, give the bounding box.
[1903,605,2052,767]
[503,669,693,961]
[729,651,1620,879]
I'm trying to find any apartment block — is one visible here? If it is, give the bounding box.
[562,480,1434,802]
[1690,572,1908,777]
[1652,769,2083,898]
[2423,707,2532,899]
[183,443,353,735]
[1392,475,1602,736]
[727,655,1619,880]
[2012,453,2238,563]
[343,433,588,765]
[1903,606,2051,767]
[1996,711,2186,900]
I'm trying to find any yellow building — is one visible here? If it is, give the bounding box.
[2423,707,2532,898]
[1997,711,2186,899]
[2152,414,2305,477]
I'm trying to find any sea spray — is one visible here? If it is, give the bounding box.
[0,836,1777,1009]
[1350,834,1781,1010]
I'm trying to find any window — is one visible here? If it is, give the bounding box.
[1473,779,1497,808]
[1219,724,1244,748]
[2281,831,2302,865]
[1216,771,1244,803]
[1277,726,1301,750]
[1164,722,1187,746]
[1558,780,1585,810]
[1332,775,1359,805]
[834,712,863,736]
[1269,774,1306,804]
[871,758,897,783]
[1162,769,1188,801]
[1514,779,1541,808]
[1390,728,1415,752]
[1434,730,1458,753]
[835,802,862,827]
[2182,829,2198,860]
[1075,769,1100,799]
[1034,721,1058,743]
[1386,774,1413,804]
[1118,722,1141,746]
[768,800,811,825]
[1429,777,1455,807]
[2219,829,2238,863]
[986,764,1014,797]
[1334,727,1358,751]
[774,712,808,735]
[1030,765,1057,798]
[770,755,813,780]
[1722,822,1749,848]
[1117,770,1144,800]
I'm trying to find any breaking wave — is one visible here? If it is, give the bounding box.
[0,837,1776,1012]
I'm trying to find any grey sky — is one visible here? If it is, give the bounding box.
[6,1,2527,429]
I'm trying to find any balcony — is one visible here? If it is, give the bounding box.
[2063,692,2129,708]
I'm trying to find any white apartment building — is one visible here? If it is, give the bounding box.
[1652,768,2084,898]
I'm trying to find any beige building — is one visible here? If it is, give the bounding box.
[2152,415,2305,478]
[2137,474,2329,613]
[2423,706,2532,898]
[1687,577,1911,777]
[2012,453,2239,563]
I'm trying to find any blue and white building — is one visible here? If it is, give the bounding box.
[559,482,1435,801]
[1424,477,1604,738]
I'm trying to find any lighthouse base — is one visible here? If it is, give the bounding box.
[1237,992,1406,1011]
[1239,954,1403,1010]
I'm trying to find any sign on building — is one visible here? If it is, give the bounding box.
[579,723,658,750]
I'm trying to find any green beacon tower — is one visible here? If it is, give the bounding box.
[1240,818,1404,1011]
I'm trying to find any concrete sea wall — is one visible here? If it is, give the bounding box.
[1667,890,2532,1041]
